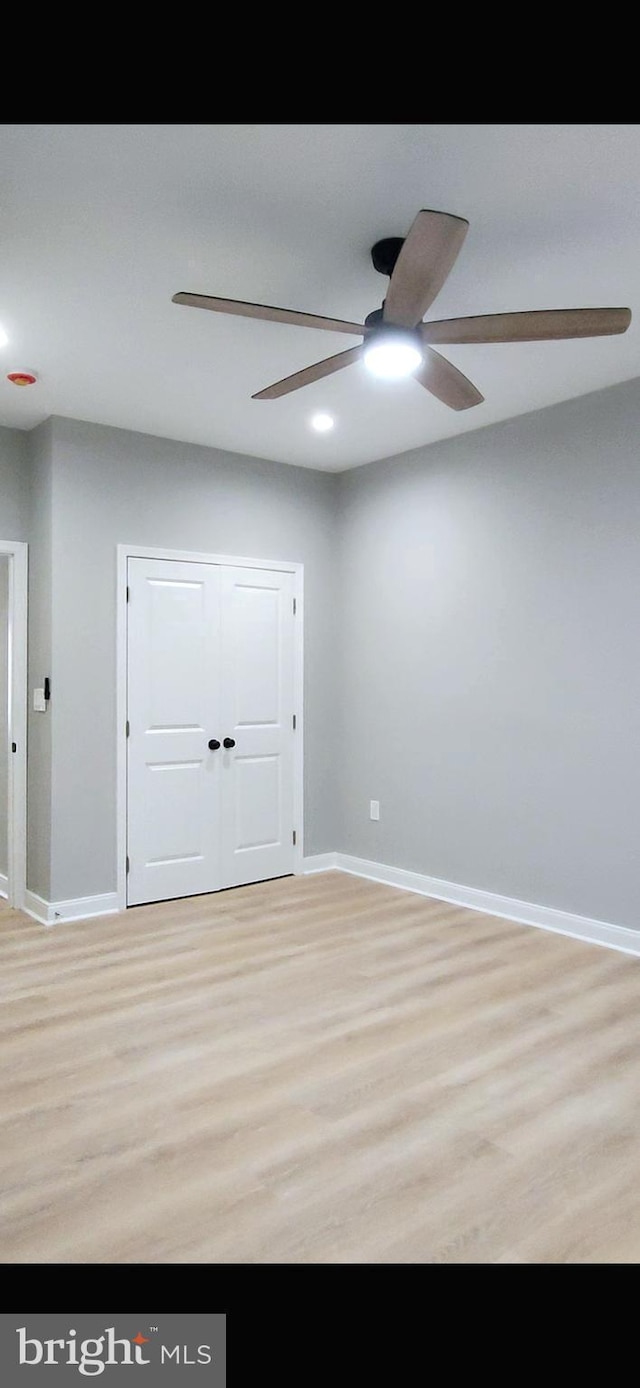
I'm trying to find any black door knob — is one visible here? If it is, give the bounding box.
[223,737,236,749]
[208,739,221,750]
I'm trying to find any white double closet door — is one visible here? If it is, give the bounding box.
[127,557,297,906]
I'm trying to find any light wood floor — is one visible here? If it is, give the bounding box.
[2,871,640,1263]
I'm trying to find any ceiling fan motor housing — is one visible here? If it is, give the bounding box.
[363,309,422,353]
[371,237,405,277]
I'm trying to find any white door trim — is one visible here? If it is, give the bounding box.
[0,540,28,911]
[116,544,304,912]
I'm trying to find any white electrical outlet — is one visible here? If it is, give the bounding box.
[370,800,380,821]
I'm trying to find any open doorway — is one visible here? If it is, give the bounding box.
[0,541,27,910]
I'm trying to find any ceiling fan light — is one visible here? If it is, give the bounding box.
[363,331,423,380]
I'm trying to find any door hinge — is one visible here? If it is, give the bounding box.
[292,713,296,730]
[126,720,130,737]
[11,742,17,753]
[293,597,297,615]
[126,585,130,602]
[126,855,130,874]
[292,830,297,846]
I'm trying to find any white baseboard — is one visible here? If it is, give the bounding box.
[302,853,339,873]
[305,851,640,958]
[23,889,121,926]
[20,856,639,958]
[0,870,7,899]
[23,890,53,924]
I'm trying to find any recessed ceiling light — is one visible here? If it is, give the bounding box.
[0,325,9,348]
[363,329,423,380]
[310,412,334,433]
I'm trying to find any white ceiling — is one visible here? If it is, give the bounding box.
[1,123,639,472]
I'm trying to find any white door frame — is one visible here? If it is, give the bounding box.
[116,544,304,912]
[0,540,28,911]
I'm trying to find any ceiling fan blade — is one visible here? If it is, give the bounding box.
[383,210,469,329]
[173,292,366,338]
[421,306,632,345]
[252,346,362,400]
[415,347,484,411]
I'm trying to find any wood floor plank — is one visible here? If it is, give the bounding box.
[2,873,640,1262]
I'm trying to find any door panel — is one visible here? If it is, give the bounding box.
[148,580,211,720]
[231,586,281,725]
[127,558,221,905]
[219,568,295,888]
[234,755,281,849]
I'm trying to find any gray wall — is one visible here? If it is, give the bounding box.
[0,426,29,540]
[48,417,339,901]
[0,558,8,881]
[338,377,640,930]
[4,377,640,930]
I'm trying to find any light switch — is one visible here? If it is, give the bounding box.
[33,687,46,712]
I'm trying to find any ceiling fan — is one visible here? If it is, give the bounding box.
[172,209,632,412]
